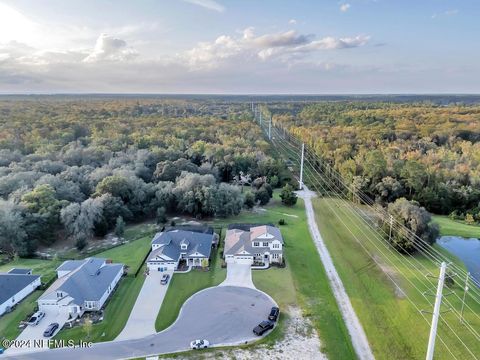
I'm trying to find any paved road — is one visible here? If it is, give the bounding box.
[4,286,275,360]
[297,187,375,360]
[116,270,173,341]
[220,260,255,288]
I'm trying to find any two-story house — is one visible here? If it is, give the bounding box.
[224,224,284,266]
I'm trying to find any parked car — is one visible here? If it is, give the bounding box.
[43,323,59,337]
[190,339,210,349]
[160,274,170,285]
[268,307,280,321]
[0,347,4,354]
[253,320,274,336]
[28,311,45,326]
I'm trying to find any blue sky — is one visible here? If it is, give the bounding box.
[0,0,479,93]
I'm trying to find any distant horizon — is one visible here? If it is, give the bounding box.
[1,1,480,93]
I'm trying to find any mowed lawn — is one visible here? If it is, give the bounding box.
[205,193,356,360]
[54,233,153,343]
[313,197,480,360]
[155,247,226,331]
[97,235,152,275]
[432,215,480,238]
[0,258,61,340]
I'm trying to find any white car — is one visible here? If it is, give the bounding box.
[28,311,45,326]
[190,339,210,349]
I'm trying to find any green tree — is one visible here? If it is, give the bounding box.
[156,206,167,224]
[114,216,125,237]
[280,184,298,206]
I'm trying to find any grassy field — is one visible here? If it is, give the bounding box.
[0,258,60,283]
[155,247,226,331]
[96,235,152,275]
[432,215,480,238]
[0,258,61,341]
[313,197,480,360]
[204,193,356,360]
[0,291,43,341]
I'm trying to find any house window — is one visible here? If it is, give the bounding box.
[253,242,259,247]
[273,243,280,249]
[262,242,269,247]
[273,254,279,259]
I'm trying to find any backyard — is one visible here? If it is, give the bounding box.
[313,197,480,360]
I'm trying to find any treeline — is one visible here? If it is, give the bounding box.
[0,99,287,257]
[274,102,480,221]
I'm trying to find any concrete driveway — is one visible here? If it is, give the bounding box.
[116,270,173,341]
[5,286,276,360]
[220,260,255,288]
[6,309,69,355]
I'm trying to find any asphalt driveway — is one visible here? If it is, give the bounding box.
[116,270,173,341]
[5,286,276,360]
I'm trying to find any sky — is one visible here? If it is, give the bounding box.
[0,0,479,94]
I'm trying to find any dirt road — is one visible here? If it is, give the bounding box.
[297,186,375,360]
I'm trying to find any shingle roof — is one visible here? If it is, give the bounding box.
[224,225,283,256]
[0,273,40,305]
[56,260,86,272]
[7,268,32,275]
[150,230,213,260]
[40,258,123,306]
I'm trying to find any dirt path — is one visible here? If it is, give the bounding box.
[297,186,375,360]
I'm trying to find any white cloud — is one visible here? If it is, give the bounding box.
[289,19,297,25]
[183,0,225,13]
[184,28,370,68]
[340,3,351,12]
[432,9,459,19]
[83,34,138,63]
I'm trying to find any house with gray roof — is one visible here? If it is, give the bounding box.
[224,225,284,266]
[37,258,124,319]
[147,229,216,271]
[0,269,41,316]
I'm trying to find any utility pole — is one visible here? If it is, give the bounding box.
[299,143,305,190]
[426,262,447,360]
[260,111,262,127]
[389,215,394,242]
[460,272,470,324]
[268,117,272,140]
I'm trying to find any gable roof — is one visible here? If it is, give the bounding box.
[40,258,123,306]
[56,260,86,273]
[151,230,213,259]
[0,273,40,305]
[224,225,283,256]
[8,268,32,275]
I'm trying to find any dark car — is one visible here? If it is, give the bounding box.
[268,306,280,321]
[160,274,170,285]
[253,320,274,336]
[43,323,59,337]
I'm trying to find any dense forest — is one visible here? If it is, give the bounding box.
[0,98,287,257]
[273,102,480,220]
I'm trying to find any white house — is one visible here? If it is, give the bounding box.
[224,225,284,266]
[38,258,124,319]
[0,269,41,316]
[147,229,215,271]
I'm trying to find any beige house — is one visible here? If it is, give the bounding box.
[224,225,284,266]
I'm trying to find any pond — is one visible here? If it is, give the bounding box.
[437,236,480,288]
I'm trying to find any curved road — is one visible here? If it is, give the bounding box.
[6,279,275,360]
